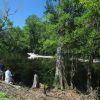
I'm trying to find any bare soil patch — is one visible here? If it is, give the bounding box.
[0,81,98,100]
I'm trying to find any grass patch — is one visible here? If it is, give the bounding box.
[0,91,16,100]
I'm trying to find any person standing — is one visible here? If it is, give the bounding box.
[0,63,5,80]
[5,67,13,83]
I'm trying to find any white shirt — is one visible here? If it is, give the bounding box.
[5,70,12,83]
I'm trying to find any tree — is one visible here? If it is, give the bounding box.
[24,15,45,53]
[46,0,85,89]
[74,0,100,92]
[45,0,69,89]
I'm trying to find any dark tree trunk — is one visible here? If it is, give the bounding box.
[70,55,77,89]
[70,60,74,89]
[54,44,68,89]
[87,55,93,93]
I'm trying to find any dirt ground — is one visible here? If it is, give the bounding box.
[0,81,98,100]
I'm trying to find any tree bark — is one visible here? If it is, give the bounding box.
[54,44,68,89]
[70,54,77,89]
[70,60,74,89]
[87,55,93,93]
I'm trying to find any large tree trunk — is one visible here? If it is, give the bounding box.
[54,44,68,89]
[87,55,93,93]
